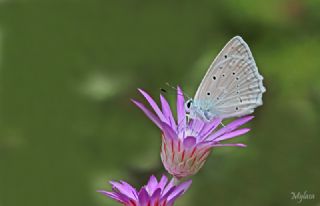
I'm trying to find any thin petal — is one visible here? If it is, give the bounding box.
[160,186,176,202]
[176,86,186,132]
[199,118,222,140]
[146,175,158,195]
[162,178,175,195]
[167,179,192,202]
[138,187,150,206]
[131,99,162,129]
[189,119,205,135]
[110,181,137,200]
[138,89,166,122]
[214,128,250,142]
[98,190,128,204]
[158,175,168,191]
[207,116,254,141]
[211,143,247,148]
[150,188,161,205]
[160,94,177,130]
[120,181,138,199]
[196,140,215,148]
[160,122,178,140]
[166,191,184,206]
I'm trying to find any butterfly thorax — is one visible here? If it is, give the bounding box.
[185,99,220,122]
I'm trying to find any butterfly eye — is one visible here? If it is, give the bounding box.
[185,100,193,112]
[160,88,167,93]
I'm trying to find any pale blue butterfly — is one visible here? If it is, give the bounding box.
[185,36,266,122]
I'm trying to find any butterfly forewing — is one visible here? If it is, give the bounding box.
[194,36,265,119]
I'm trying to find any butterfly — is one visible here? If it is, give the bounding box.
[185,36,266,122]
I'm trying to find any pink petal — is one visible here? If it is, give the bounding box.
[207,116,254,141]
[138,187,150,205]
[162,178,175,195]
[97,191,127,204]
[150,188,161,205]
[158,175,168,191]
[176,86,186,132]
[211,143,247,148]
[160,186,176,203]
[167,191,184,206]
[138,89,167,122]
[189,119,205,135]
[199,118,222,140]
[214,128,250,142]
[146,175,158,195]
[160,95,177,130]
[160,122,178,140]
[109,181,137,200]
[183,136,196,149]
[131,99,162,129]
[167,179,192,202]
[120,181,138,199]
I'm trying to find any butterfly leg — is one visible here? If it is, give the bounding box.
[186,113,191,122]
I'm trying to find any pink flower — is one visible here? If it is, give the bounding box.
[98,175,192,206]
[132,87,253,178]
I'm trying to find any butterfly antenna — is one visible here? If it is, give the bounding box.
[160,88,187,101]
[160,88,179,96]
[165,82,192,99]
[160,88,168,93]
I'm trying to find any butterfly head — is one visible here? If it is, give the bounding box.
[185,99,194,113]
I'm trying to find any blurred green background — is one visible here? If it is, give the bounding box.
[0,0,319,206]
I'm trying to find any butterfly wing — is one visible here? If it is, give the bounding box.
[194,36,266,119]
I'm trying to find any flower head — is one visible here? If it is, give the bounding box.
[132,87,253,178]
[98,175,192,206]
